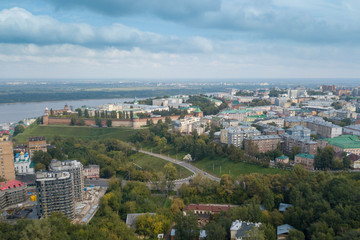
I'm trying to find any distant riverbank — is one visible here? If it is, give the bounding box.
[0,98,136,124]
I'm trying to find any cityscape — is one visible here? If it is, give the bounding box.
[1,0,360,240]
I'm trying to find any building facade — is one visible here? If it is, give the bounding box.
[0,135,15,180]
[49,160,84,202]
[36,171,75,219]
[294,153,315,170]
[27,136,47,157]
[0,180,26,209]
[244,135,281,154]
[14,152,35,174]
[220,126,261,147]
[83,165,100,179]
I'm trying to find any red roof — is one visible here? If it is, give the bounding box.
[184,204,235,213]
[0,180,24,191]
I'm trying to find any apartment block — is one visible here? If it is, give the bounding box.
[83,165,100,179]
[0,135,15,180]
[0,180,26,209]
[172,117,205,134]
[220,126,261,147]
[49,160,84,202]
[244,135,281,154]
[27,136,47,157]
[303,118,342,138]
[36,171,75,219]
[294,153,315,170]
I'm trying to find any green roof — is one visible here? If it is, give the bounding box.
[30,162,36,168]
[247,114,267,119]
[276,155,289,160]
[133,114,139,119]
[221,109,250,114]
[295,153,315,159]
[325,135,360,149]
[194,107,202,113]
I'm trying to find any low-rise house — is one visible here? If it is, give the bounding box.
[83,165,100,179]
[277,224,295,240]
[278,203,293,213]
[294,153,315,170]
[275,155,289,164]
[230,220,262,240]
[184,204,237,226]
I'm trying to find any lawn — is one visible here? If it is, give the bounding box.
[193,156,286,177]
[14,124,137,143]
[130,152,193,179]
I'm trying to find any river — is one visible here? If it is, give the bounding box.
[0,98,137,124]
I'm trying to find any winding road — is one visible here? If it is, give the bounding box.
[137,149,221,183]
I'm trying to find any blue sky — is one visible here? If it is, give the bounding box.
[1,0,360,79]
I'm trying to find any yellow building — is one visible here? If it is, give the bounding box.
[0,134,15,180]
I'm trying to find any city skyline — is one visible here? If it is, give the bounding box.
[1,1,360,79]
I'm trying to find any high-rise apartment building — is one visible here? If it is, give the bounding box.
[0,135,15,180]
[36,171,75,219]
[27,136,47,157]
[49,160,84,201]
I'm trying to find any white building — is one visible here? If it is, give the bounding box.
[14,152,35,174]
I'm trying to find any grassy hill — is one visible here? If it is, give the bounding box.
[14,124,137,144]
[130,152,193,179]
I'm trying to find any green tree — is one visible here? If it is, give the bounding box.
[106,119,112,127]
[95,118,102,127]
[14,125,25,136]
[174,212,199,240]
[84,109,89,118]
[70,116,76,126]
[205,221,227,240]
[288,229,305,240]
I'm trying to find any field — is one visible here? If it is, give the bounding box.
[14,124,137,143]
[130,152,193,179]
[193,156,286,176]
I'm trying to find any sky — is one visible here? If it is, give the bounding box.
[1,0,360,79]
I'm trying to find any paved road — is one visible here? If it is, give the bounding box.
[85,178,110,188]
[138,149,221,183]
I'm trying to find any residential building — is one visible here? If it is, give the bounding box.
[294,153,315,170]
[27,136,47,157]
[304,118,342,138]
[152,97,183,107]
[281,134,317,155]
[172,117,205,134]
[279,203,293,213]
[184,204,237,226]
[0,134,15,180]
[343,124,360,136]
[220,126,261,147]
[286,125,311,141]
[244,135,281,154]
[49,160,84,201]
[0,180,26,209]
[321,85,336,92]
[287,86,307,99]
[275,155,289,164]
[277,224,295,240]
[321,135,360,155]
[230,220,261,240]
[83,165,100,179]
[14,152,35,174]
[36,171,75,219]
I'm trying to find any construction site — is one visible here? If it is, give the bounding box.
[73,186,106,224]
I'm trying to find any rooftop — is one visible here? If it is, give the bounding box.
[0,180,24,191]
[276,155,289,160]
[325,135,360,149]
[295,153,315,159]
[277,224,294,235]
[28,136,46,142]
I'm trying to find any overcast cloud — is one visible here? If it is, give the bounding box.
[0,0,360,79]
